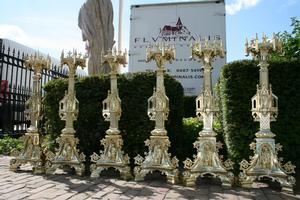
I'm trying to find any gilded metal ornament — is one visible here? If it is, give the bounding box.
[239,33,295,193]
[90,48,132,180]
[183,39,234,187]
[45,50,86,176]
[10,53,51,174]
[134,43,179,184]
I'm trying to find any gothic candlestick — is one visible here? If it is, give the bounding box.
[239,33,295,193]
[45,50,86,175]
[183,39,234,187]
[10,53,51,174]
[134,43,179,184]
[90,48,131,180]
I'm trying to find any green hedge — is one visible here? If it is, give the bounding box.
[183,96,197,117]
[181,118,202,159]
[218,60,300,174]
[43,72,185,168]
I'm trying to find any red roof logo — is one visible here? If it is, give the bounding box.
[159,17,191,36]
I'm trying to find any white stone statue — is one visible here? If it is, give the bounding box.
[78,0,114,75]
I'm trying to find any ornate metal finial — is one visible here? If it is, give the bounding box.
[24,52,51,74]
[134,42,179,184]
[101,47,127,73]
[45,49,86,176]
[240,33,295,193]
[183,39,234,187]
[90,47,132,180]
[245,33,282,62]
[146,43,175,70]
[191,39,224,67]
[10,53,51,174]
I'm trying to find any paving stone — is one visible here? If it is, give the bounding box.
[26,181,52,189]
[11,174,33,181]
[0,183,13,191]
[14,177,37,184]
[222,193,239,200]
[253,196,268,200]
[196,188,209,195]
[122,189,141,197]
[113,189,124,194]
[165,190,182,198]
[27,183,55,193]
[83,184,106,197]
[239,196,254,200]
[68,193,89,200]
[90,186,115,199]
[118,195,132,200]
[45,188,69,199]
[52,192,77,200]
[0,184,26,193]
[265,194,283,200]
[132,197,148,200]
[0,182,8,186]
[150,193,166,200]
[7,192,31,200]
[250,189,268,200]
[210,185,223,192]
[153,186,170,193]
[28,188,63,199]
[113,179,127,186]
[102,193,123,200]
[0,187,30,199]
[209,192,224,200]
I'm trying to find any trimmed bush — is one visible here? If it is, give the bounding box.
[181,117,202,159]
[183,96,197,117]
[43,72,184,168]
[218,59,300,174]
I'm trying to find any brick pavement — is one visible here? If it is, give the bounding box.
[0,156,299,200]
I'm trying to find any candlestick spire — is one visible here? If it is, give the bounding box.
[183,39,234,187]
[10,53,51,174]
[90,47,132,180]
[240,33,295,193]
[134,43,179,184]
[45,50,86,176]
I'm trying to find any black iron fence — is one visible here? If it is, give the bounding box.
[0,39,69,136]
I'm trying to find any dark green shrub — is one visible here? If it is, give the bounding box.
[43,72,184,168]
[218,59,300,174]
[183,96,197,117]
[181,117,202,159]
[0,135,23,155]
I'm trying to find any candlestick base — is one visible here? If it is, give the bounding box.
[183,132,234,187]
[45,134,85,176]
[134,135,179,184]
[239,136,296,193]
[9,131,44,174]
[90,134,132,180]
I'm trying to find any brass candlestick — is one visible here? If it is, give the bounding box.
[10,53,51,174]
[90,48,131,180]
[45,50,86,175]
[239,33,295,193]
[183,39,234,187]
[134,43,179,184]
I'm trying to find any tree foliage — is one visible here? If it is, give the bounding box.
[273,17,300,60]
